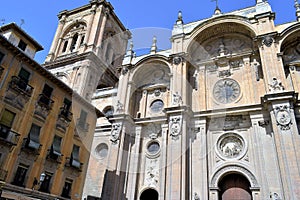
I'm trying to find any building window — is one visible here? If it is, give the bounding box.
[25,124,41,150]
[38,84,53,107]
[39,172,52,193]
[61,179,72,198]
[70,144,81,169]
[17,39,27,51]
[70,33,78,52]
[0,51,5,64]
[48,135,62,160]
[77,110,88,130]
[62,41,68,53]
[17,68,31,90]
[12,164,28,187]
[103,106,114,118]
[0,109,15,139]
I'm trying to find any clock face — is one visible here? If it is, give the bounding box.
[213,79,240,104]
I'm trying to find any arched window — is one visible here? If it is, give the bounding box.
[70,33,78,52]
[218,173,252,200]
[62,41,68,53]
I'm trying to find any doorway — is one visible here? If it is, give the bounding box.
[140,188,159,200]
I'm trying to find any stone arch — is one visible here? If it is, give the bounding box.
[210,165,259,188]
[185,16,257,54]
[128,58,171,118]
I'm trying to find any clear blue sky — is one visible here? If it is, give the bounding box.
[0,0,297,63]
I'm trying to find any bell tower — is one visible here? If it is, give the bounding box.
[43,0,130,101]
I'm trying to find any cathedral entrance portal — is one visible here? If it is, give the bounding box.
[140,188,159,200]
[218,173,252,200]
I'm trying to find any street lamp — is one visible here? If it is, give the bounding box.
[32,172,46,190]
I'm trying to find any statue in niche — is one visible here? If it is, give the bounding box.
[269,77,284,92]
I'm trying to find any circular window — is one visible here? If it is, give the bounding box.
[95,143,108,159]
[147,141,160,155]
[150,100,164,113]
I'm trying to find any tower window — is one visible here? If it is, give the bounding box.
[70,33,78,52]
[80,35,85,45]
[18,39,27,51]
[12,164,28,187]
[62,41,68,53]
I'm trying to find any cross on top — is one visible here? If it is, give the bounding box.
[211,0,219,9]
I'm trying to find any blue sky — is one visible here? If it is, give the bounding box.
[0,0,297,63]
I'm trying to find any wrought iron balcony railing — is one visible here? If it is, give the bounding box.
[59,107,73,122]
[36,94,54,110]
[8,76,34,97]
[0,124,20,145]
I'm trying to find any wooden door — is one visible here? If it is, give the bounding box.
[219,174,252,200]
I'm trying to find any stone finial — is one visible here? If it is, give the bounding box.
[256,0,264,4]
[176,11,183,24]
[295,0,300,21]
[125,40,134,57]
[150,36,157,54]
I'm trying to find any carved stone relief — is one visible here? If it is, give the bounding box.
[269,77,284,92]
[172,91,182,106]
[116,100,124,113]
[209,115,250,131]
[262,35,274,47]
[275,105,292,130]
[270,192,282,200]
[144,123,161,140]
[213,78,241,104]
[145,159,159,187]
[110,123,122,144]
[217,133,245,160]
[169,116,182,140]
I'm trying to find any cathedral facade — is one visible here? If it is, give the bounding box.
[45,0,300,199]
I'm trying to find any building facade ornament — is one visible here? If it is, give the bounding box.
[116,100,124,113]
[169,116,182,140]
[217,133,245,160]
[269,77,284,92]
[172,91,183,106]
[145,159,159,186]
[270,192,282,200]
[213,78,240,104]
[262,35,274,47]
[110,123,122,144]
[275,105,292,130]
[173,56,183,65]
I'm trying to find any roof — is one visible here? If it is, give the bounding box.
[0,22,44,51]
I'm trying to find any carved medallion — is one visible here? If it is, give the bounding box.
[217,133,245,160]
[213,78,240,104]
[169,116,182,140]
[275,105,292,130]
[262,35,274,47]
[110,123,122,144]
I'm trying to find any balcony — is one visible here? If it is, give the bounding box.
[21,138,42,155]
[0,124,20,146]
[46,149,63,164]
[0,168,8,181]
[34,94,54,121]
[76,119,89,132]
[65,157,82,172]
[56,107,73,132]
[4,76,34,109]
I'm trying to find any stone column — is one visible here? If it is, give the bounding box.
[264,93,300,199]
[83,4,97,51]
[96,8,109,55]
[159,124,168,200]
[126,125,142,199]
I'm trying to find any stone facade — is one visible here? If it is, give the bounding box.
[47,0,300,200]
